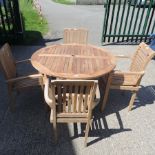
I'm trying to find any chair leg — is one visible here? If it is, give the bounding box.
[52,107,58,143]
[89,119,93,130]
[53,121,58,143]
[128,91,137,111]
[84,121,90,147]
[100,74,112,112]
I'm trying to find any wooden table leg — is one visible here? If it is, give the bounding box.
[98,74,109,105]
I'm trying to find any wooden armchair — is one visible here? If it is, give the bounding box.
[63,28,88,44]
[101,42,155,112]
[0,43,44,110]
[1,43,31,64]
[44,78,98,147]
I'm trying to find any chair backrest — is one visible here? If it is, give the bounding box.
[49,80,97,115]
[130,42,155,72]
[0,43,16,80]
[63,28,88,44]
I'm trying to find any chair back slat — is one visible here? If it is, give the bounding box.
[57,84,62,112]
[130,42,155,72]
[73,85,78,112]
[62,86,67,112]
[83,85,91,113]
[0,43,16,80]
[51,80,97,115]
[64,28,88,44]
[78,85,84,113]
[68,85,72,112]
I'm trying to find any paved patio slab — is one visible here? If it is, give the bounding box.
[0,45,155,155]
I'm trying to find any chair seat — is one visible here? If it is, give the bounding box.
[50,111,88,123]
[14,77,42,90]
[111,73,138,86]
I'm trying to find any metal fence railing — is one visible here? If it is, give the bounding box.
[0,0,23,44]
[102,0,155,44]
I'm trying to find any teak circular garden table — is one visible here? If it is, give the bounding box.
[31,44,116,79]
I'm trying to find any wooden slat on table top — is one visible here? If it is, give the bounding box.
[31,44,116,79]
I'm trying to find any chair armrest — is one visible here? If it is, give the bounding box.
[114,55,132,59]
[15,59,31,64]
[6,74,43,83]
[44,78,53,105]
[112,71,145,76]
[110,71,145,86]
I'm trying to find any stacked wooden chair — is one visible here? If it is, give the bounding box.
[101,42,155,112]
[44,78,98,147]
[0,43,43,110]
[64,28,88,44]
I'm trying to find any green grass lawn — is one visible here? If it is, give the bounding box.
[19,0,48,44]
[53,0,76,5]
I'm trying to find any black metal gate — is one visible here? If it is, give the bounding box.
[102,0,155,44]
[0,0,23,44]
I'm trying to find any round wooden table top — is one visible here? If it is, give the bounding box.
[31,44,116,79]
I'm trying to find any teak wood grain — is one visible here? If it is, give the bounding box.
[63,28,88,44]
[44,79,98,147]
[101,42,155,112]
[31,44,116,79]
[0,43,44,110]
